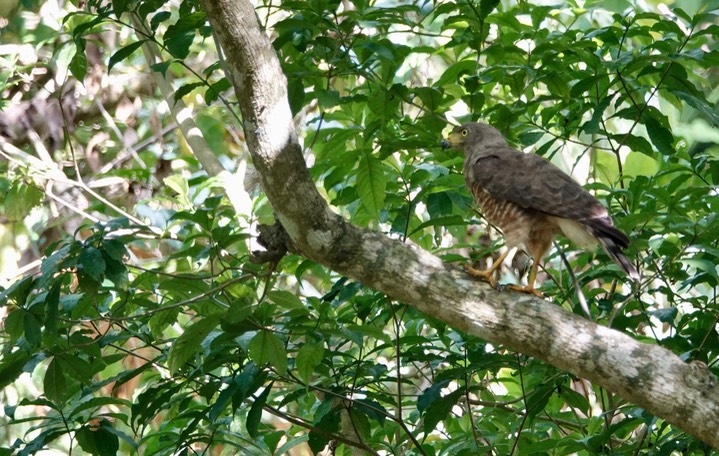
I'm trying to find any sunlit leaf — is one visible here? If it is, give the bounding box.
[5,181,43,222]
[248,331,287,375]
[356,155,387,219]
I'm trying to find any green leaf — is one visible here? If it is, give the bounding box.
[138,0,163,20]
[583,96,612,134]
[599,0,632,13]
[108,40,146,72]
[263,431,286,454]
[316,89,341,109]
[437,60,477,87]
[4,310,25,342]
[296,342,324,384]
[267,290,304,310]
[68,13,106,38]
[0,275,35,307]
[422,389,462,434]
[102,239,127,261]
[570,74,608,98]
[163,12,206,59]
[174,81,205,102]
[354,398,387,425]
[53,37,77,82]
[222,288,254,325]
[248,331,287,375]
[43,283,60,341]
[276,435,311,455]
[79,246,106,283]
[643,113,675,156]
[69,397,132,420]
[525,384,554,422]
[210,376,242,422]
[76,422,119,456]
[151,60,174,76]
[610,133,654,156]
[348,408,372,442]
[168,316,219,374]
[649,307,678,323]
[204,77,231,104]
[683,258,719,280]
[309,399,340,453]
[164,175,192,207]
[209,364,266,422]
[24,312,42,346]
[288,77,305,116]
[232,363,267,412]
[17,427,66,455]
[41,244,74,281]
[5,181,43,221]
[418,379,449,413]
[356,155,387,218]
[58,354,93,383]
[426,191,454,218]
[164,30,195,59]
[624,151,659,177]
[150,11,171,31]
[112,0,131,16]
[69,45,88,82]
[247,381,273,438]
[479,0,501,20]
[560,386,590,415]
[149,307,181,338]
[44,357,67,404]
[670,89,719,127]
[0,350,31,390]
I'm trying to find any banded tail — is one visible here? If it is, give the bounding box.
[586,217,640,281]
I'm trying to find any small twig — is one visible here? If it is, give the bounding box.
[509,354,530,456]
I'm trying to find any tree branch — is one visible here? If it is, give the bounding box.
[198,0,719,448]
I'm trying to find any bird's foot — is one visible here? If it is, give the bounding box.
[464,265,498,288]
[504,284,544,298]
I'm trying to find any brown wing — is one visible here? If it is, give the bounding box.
[468,145,637,278]
[470,146,604,221]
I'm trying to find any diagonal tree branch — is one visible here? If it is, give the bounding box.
[198,0,719,448]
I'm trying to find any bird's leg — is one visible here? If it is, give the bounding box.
[465,250,510,288]
[506,258,544,297]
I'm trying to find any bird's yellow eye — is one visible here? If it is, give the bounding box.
[461,129,468,137]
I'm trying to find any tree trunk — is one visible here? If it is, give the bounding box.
[198,0,719,448]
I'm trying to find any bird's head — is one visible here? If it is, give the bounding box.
[441,122,507,154]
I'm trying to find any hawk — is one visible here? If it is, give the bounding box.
[442,122,639,296]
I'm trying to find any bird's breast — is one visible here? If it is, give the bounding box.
[469,183,559,251]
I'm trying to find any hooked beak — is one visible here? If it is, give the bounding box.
[441,138,452,150]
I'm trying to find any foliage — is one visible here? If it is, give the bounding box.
[1,0,719,454]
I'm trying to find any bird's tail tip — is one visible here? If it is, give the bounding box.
[602,239,640,282]
[586,218,639,282]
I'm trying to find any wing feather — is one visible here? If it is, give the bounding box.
[470,147,603,221]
